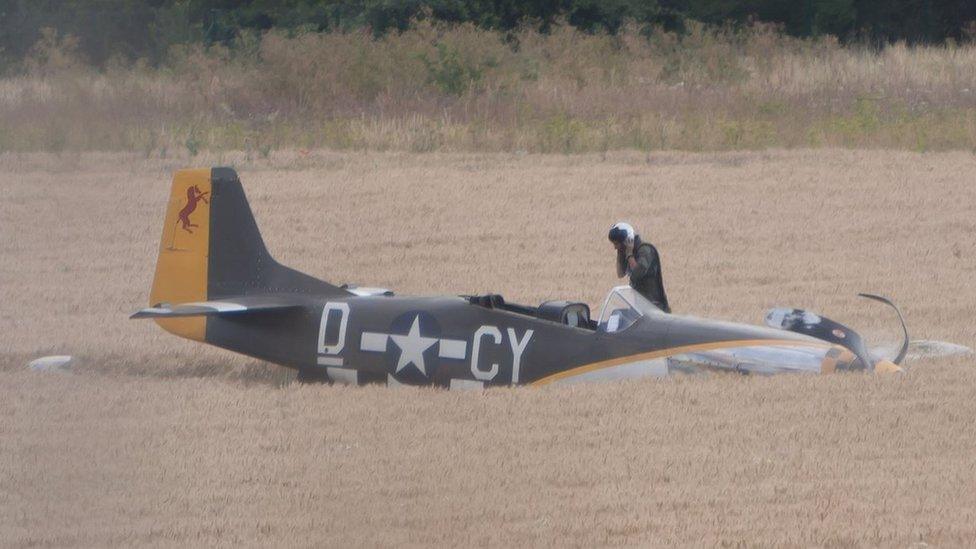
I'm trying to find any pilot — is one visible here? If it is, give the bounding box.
[608,222,671,313]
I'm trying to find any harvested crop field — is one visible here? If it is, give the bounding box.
[2,150,975,546]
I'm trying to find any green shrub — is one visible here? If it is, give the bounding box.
[419,42,495,96]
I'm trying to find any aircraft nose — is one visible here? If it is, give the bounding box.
[873,360,903,373]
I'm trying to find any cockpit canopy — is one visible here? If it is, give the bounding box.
[598,285,665,333]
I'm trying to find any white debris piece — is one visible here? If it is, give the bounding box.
[28,355,75,372]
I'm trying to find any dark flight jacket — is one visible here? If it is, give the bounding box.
[618,239,671,313]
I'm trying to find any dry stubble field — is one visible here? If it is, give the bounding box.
[1,150,975,546]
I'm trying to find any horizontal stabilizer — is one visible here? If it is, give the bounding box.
[131,295,304,319]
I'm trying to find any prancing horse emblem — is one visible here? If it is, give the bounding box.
[168,185,210,250]
[178,185,209,233]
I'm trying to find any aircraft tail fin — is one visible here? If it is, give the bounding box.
[147,167,348,341]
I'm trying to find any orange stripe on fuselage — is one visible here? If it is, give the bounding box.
[530,338,834,386]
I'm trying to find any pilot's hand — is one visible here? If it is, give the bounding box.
[627,255,638,270]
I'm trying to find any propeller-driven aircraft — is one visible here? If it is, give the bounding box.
[132,168,908,387]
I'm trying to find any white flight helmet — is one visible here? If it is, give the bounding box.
[608,222,636,247]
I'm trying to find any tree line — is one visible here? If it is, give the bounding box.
[2,0,975,70]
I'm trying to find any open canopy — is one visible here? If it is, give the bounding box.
[598,286,665,333]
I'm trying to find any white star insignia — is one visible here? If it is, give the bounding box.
[389,315,438,376]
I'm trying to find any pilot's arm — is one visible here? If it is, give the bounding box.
[616,248,628,278]
[629,246,658,281]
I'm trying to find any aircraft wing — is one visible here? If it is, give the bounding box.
[130,295,305,319]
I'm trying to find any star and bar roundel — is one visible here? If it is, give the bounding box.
[358,311,468,384]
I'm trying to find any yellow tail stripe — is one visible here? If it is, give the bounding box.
[148,169,212,342]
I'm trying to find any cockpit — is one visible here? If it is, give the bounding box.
[465,286,664,333]
[466,294,597,330]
